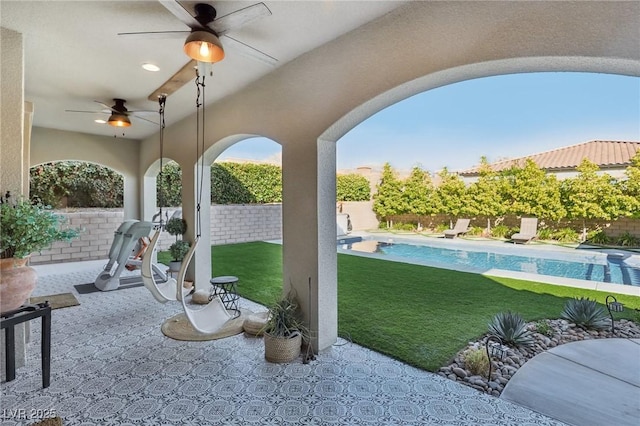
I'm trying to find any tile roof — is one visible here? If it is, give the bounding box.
[458,140,640,176]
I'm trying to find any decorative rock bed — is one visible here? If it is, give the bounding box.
[437,318,640,397]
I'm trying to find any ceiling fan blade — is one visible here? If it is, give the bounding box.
[94,100,118,112]
[117,30,189,39]
[158,0,201,29]
[211,2,272,36]
[130,114,159,125]
[65,110,107,114]
[222,35,277,66]
[148,59,198,101]
[127,109,159,115]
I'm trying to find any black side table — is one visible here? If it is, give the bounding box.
[1,302,51,388]
[209,276,240,318]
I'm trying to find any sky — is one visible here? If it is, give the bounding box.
[216,72,640,173]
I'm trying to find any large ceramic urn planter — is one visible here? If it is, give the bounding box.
[0,258,37,314]
[264,332,302,363]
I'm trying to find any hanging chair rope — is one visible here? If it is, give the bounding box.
[157,94,167,230]
[194,70,206,239]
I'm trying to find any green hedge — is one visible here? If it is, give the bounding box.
[30,162,123,208]
[31,161,373,207]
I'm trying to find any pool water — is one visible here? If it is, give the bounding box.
[343,240,640,286]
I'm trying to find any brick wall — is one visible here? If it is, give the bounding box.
[30,210,124,264]
[30,205,283,265]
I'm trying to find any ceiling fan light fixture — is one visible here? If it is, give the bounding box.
[184,30,225,63]
[107,112,132,127]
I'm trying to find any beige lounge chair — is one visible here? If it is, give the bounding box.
[444,218,471,239]
[511,218,538,244]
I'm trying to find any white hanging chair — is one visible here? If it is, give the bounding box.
[141,229,188,303]
[176,237,232,334]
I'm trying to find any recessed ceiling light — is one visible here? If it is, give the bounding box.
[95,119,106,124]
[142,63,160,72]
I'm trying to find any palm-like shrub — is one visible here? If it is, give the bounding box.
[586,229,610,245]
[552,227,580,243]
[488,311,534,347]
[490,225,510,239]
[616,231,639,247]
[537,228,554,241]
[561,297,609,330]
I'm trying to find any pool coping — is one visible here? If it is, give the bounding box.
[340,232,640,297]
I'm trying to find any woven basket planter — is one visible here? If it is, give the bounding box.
[264,332,302,363]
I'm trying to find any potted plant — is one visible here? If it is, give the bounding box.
[262,292,309,363]
[168,240,191,270]
[0,198,79,312]
[165,217,189,271]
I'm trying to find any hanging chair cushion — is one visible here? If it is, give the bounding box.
[191,286,214,304]
[243,311,269,336]
[161,309,252,341]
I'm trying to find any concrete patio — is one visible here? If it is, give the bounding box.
[502,338,640,426]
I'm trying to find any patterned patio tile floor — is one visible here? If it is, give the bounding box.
[1,262,566,425]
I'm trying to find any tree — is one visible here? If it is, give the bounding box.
[433,168,469,226]
[336,174,370,201]
[402,166,434,229]
[502,159,565,221]
[620,151,640,218]
[466,157,508,233]
[561,158,628,239]
[372,163,404,227]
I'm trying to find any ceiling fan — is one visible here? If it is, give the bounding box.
[118,1,277,100]
[65,99,158,128]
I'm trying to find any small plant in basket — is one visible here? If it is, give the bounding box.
[262,291,310,363]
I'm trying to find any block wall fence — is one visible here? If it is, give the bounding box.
[29,202,638,265]
[30,204,282,265]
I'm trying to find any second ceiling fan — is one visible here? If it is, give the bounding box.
[119,1,277,100]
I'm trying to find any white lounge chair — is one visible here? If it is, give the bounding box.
[444,219,471,239]
[511,218,538,244]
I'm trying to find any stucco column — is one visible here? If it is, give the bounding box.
[181,162,212,289]
[122,174,138,220]
[142,175,158,222]
[0,26,27,380]
[1,27,25,195]
[282,138,338,352]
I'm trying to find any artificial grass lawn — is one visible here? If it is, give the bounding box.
[161,241,640,372]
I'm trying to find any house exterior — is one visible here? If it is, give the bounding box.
[458,140,640,183]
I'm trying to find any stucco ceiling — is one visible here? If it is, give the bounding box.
[1,0,407,140]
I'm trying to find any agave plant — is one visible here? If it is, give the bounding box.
[561,297,609,330]
[488,311,534,348]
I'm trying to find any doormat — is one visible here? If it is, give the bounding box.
[30,293,79,310]
[74,282,143,294]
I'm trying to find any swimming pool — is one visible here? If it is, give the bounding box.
[339,237,640,289]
